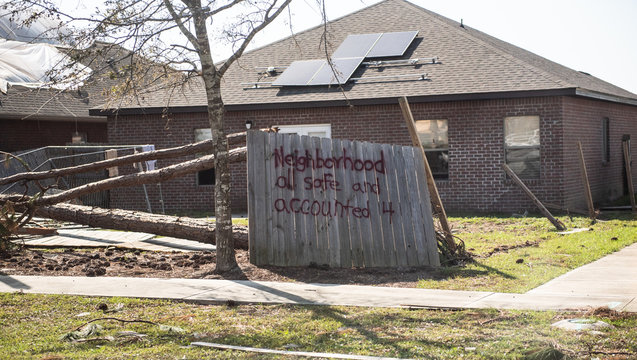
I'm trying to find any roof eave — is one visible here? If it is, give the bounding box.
[574,88,637,107]
[225,88,579,111]
[89,106,208,116]
[0,114,106,123]
[90,88,637,116]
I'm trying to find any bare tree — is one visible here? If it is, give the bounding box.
[1,0,292,272]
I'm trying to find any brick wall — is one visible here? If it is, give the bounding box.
[107,112,215,213]
[561,96,637,210]
[226,97,565,213]
[107,95,637,214]
[0,119,107,152]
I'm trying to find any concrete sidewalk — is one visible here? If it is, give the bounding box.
[1,243,635,312]
[527,242,637,312]
[0,275,632,312]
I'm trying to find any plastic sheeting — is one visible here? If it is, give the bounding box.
[0,39,92,94]
[0,14,70,46]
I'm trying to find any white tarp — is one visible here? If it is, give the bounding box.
[0,13,70,46]
[0,39,92,94]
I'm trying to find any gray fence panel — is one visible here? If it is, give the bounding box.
[247,131,439,268]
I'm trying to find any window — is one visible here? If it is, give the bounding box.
[504,116,540,179]
[276,124,331,138]
[415,120,448,179]
[602,117,610,163]
[194,128,215,185]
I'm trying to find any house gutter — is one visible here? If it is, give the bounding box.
[89,88,637,115]
[1,114,106,123]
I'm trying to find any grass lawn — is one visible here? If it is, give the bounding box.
[419,213,637,293]
[1,213,636,358]
[1,293,635,359]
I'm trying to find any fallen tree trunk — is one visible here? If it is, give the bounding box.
[34,203,248,249]
[0,130,252,187]
[1,146,246,207]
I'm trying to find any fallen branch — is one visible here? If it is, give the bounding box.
[0,130,251,187]
[1,146,246,207]
[33,203,249,249]
[72,317,159,332]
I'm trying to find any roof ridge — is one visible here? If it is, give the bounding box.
[400,1,572,90]
[231,0,392,62]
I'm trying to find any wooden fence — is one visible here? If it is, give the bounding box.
[247,131,439,268]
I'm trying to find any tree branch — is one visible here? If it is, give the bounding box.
[165,0,200,52]
[0,131,251,186]
[3,147,246,207]
[217,0,292,76]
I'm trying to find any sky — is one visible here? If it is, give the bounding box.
[224,0,637,95]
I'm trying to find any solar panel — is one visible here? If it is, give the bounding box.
[271,30,419,87]
[308,57,364,85]
[366,31,418,58]
[332,33,381,58]
[271,59,325,86]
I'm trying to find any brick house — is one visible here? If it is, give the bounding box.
[0,40,153,153]
[0,67,109,153]
[95,0,637,213]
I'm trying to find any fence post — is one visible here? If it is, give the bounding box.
[398,97,456,252]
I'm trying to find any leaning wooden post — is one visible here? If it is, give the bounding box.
[622,140,636,213]
[398,96,456,252]
[577,141,596,219]
[502,163,566,231]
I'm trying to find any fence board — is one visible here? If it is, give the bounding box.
[247,131,438,268]
[382,144,407,266]
[265,132,278,266]
[279,134,295,265]
[247,131,265,264]
[321,137,341,267]
[332,138,352,268]
[309,136,328,266]
[394,146,419,266]
[413,148,440,266]
[403,147,427,266]
[353,141,374,266]
[299,135,318,266]
[336,139,361,267]
[289,134,306,266]
[379,143,398,267]
[363,142,387,267]
[345,139,364,267]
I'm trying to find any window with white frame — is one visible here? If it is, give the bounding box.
[504,116,540,179]
[415,119,449,179]
[276,124,331,138]
[194,128,215,185]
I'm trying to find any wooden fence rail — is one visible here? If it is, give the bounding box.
[247,131,439,268]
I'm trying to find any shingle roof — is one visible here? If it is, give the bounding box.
[94,0,637,113]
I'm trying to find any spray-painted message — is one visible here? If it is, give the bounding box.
[271,147,395,222]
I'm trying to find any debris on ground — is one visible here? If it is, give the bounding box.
[551,318,612,332]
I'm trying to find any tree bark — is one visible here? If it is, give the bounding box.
[190,2,237,273]
[33,203,248,249]
[1,147,246,207]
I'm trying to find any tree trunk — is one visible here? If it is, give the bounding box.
[34,203,248,249]
[190,4,237,272]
